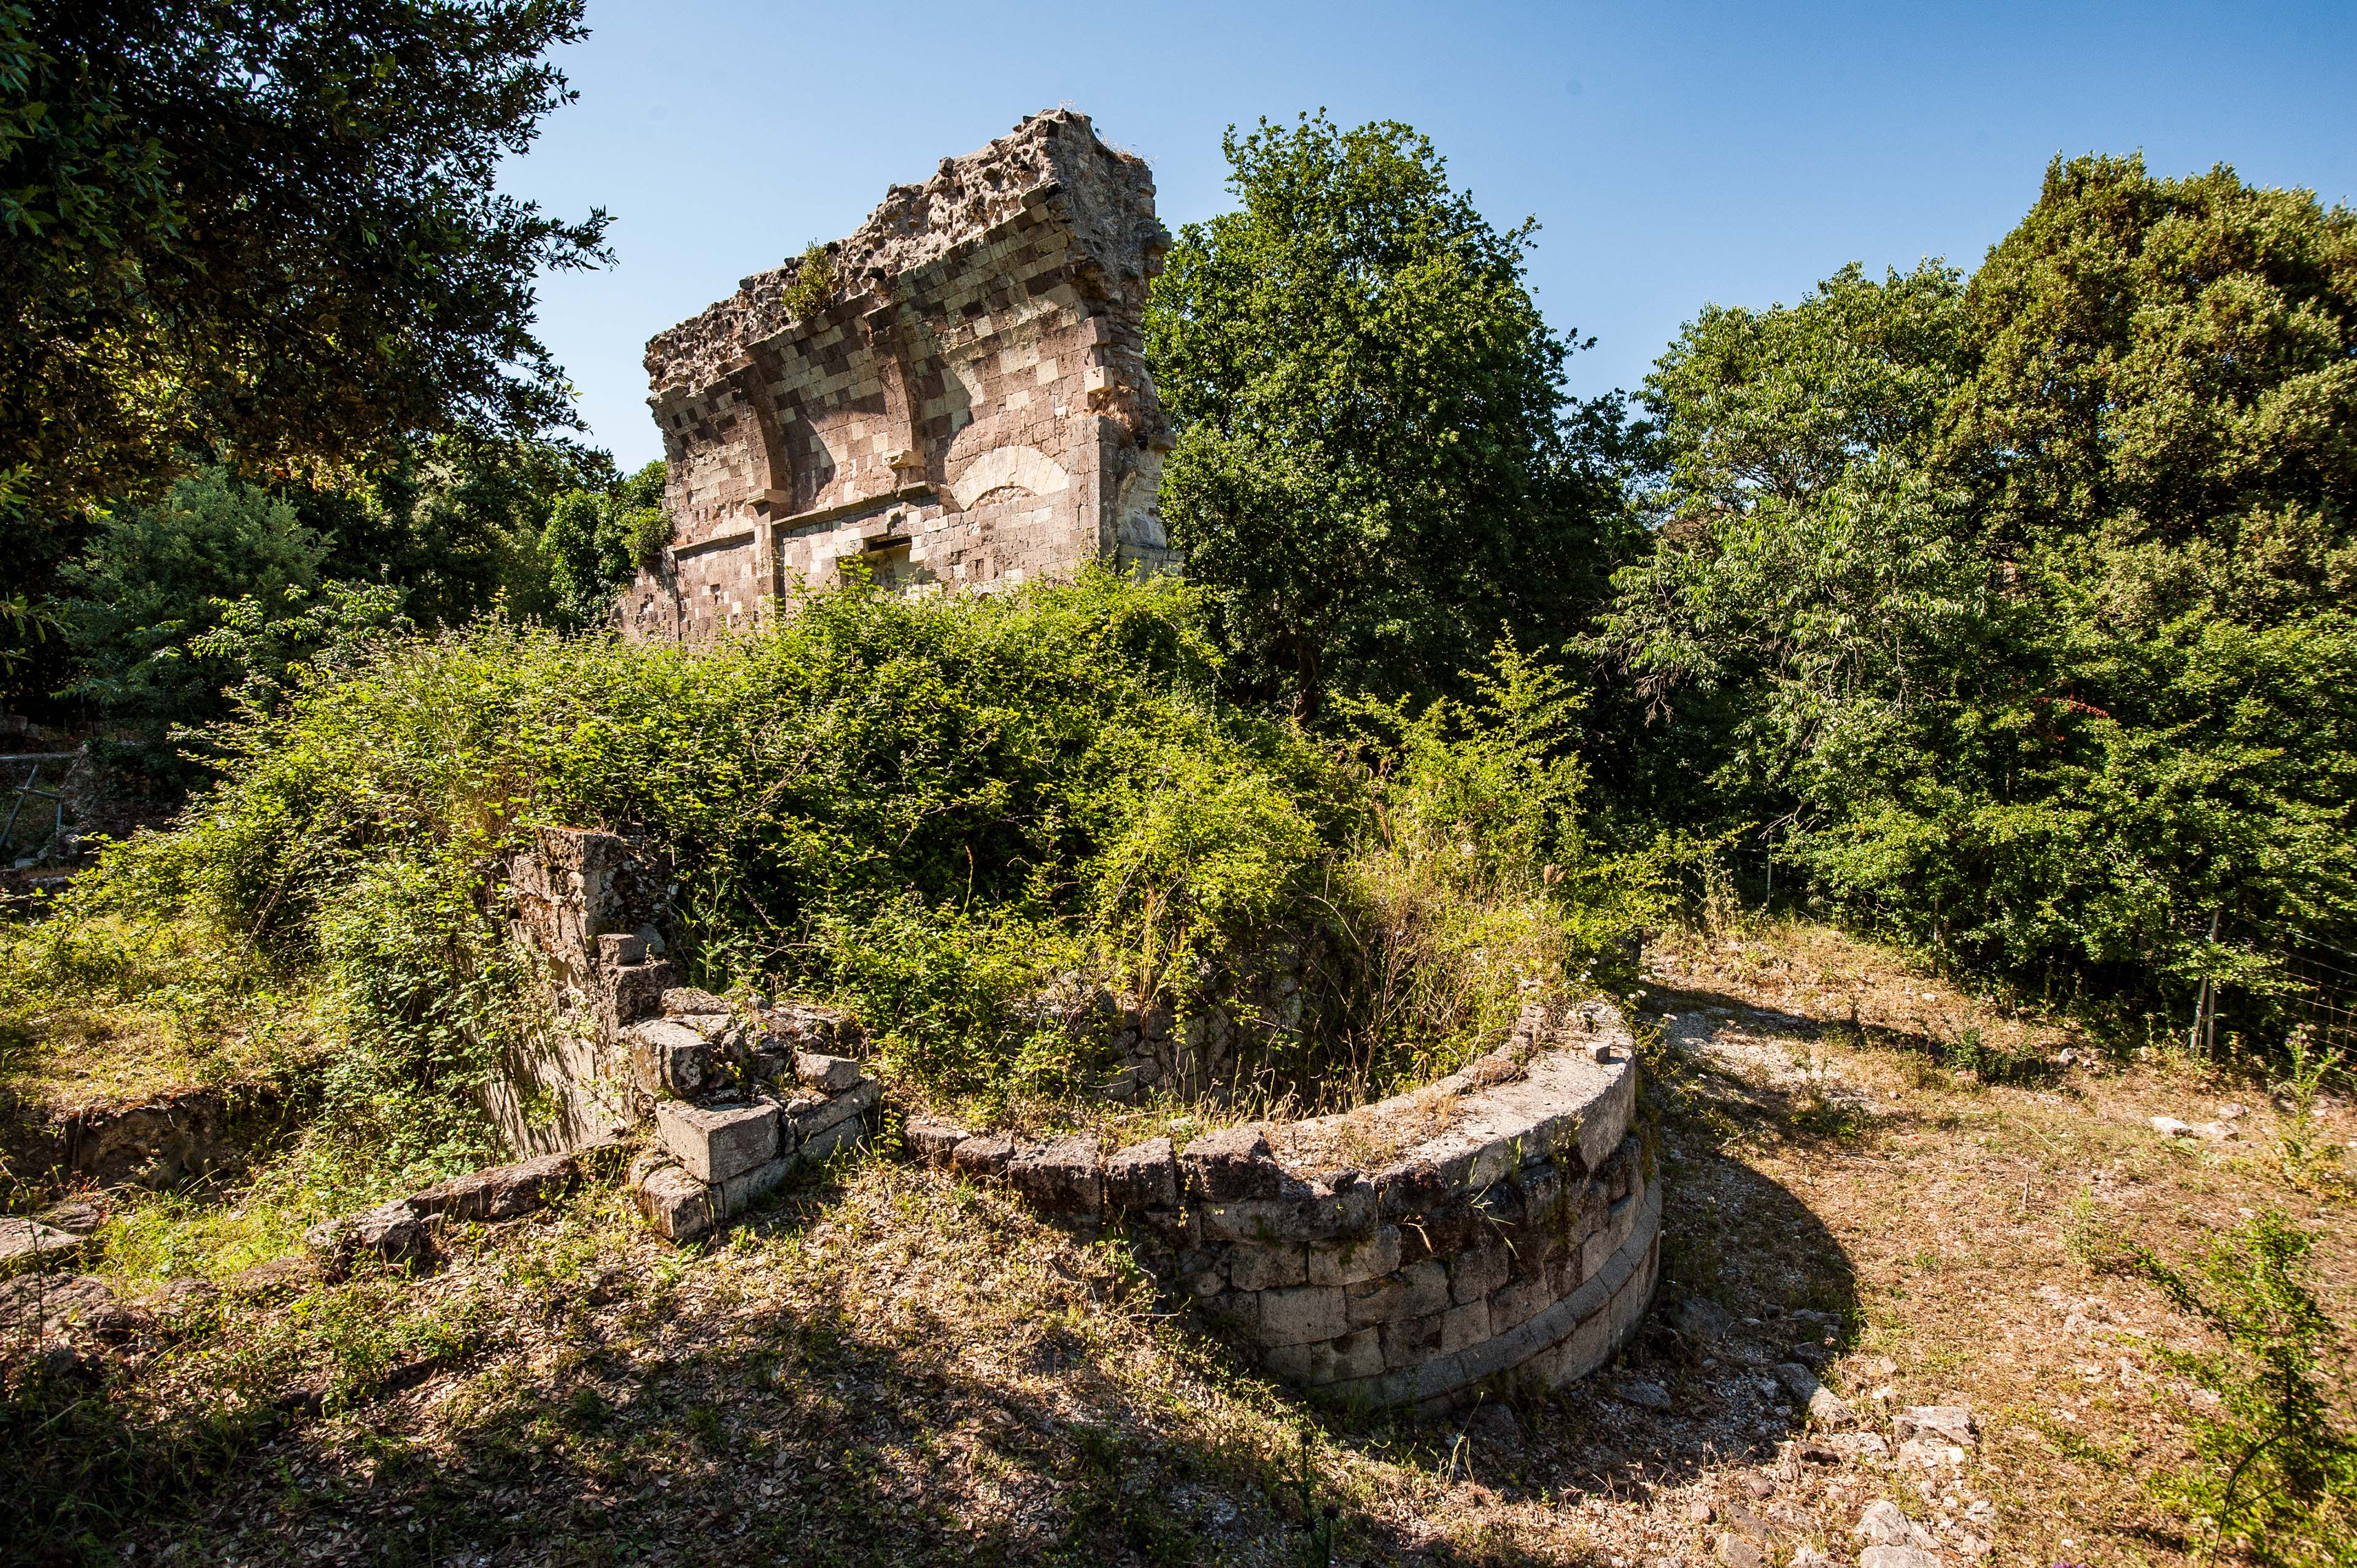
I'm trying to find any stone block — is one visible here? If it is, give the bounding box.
[662,987,732,1016]
[304,1199,432,1269]
[609,960,683,1026]
[1580,1218,1614,1281]
[1228,1242,1309,1292]
[1008,1134,1103,1216]
[655,1100,780,1184]
[1308,1225,1401,1287]
[1489,1272,1558,1333]
[1103,1137,1177,1210]
[1449,1243,1511,1305]
[784,1079,878,1143]
[597,933,645,966]
[793,1052,865,1094]
[799,1113,867,1167]
[904,1119,971,1164]
[1196,1197,1309,1245]
[1257,1284,1347,1347]
[1180,1126,1285,1200]
[1438,1297,1493,1354]
[0,1218,84,1276]
[1553,1303,1612,1385]
[636,1165,714,1241]
[950,1133,1015,1178]
[1380,1309,1447,1369]
[1263,1327,1385,1387]
[1196,1289,1260,1335]
[718,1155,794,1216]
[1345,1257,1450,1328]
[408,1153,578,1222]
[628,1018,711,1097]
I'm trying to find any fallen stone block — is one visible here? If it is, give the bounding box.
[0,1217,85,1276]
[656,1100,780,1184]
[636,1164,714,1241]
[793,1052,865,1094]
[408,1153,578,1222]
[661,987,732,1016]
[304,1199,432,1269]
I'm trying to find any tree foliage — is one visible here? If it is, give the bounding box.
[0,0,608,570]
[1604,156,2357,1041]
[1147,112,1632,720]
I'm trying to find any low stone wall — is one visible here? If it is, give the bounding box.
[909,998,1659,1410]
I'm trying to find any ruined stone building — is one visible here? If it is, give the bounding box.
[622,110,1177,641]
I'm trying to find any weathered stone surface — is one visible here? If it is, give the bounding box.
[904,1119,972,1163]
[655,1100,780,1184]
[783,1079,878,1143]
[304,1200,431,1268]
[1007,1134,1104,1216]
[1893,1405,1976,1446]
[1859,1549,1940,1568]
[1449,1243,1511,1305]
[1308,1225,1399,1288]
[1103,1136,1177,1210]
[627,109,1175,643]
[628,1018,712,1099]
[1263,1327,1384,1386]
[1181,1126,1285,1201]
[717,1154,795,1214]
[0,1273,135,1339]
[1345,1257,1450,1326]
[1258,1284,1348,1347]
[950,1134,1015,1178]
[1227,1242,1309,1292]
[636,1164,713,1241]
[408,1153,578,1222]
[792,1052,865,1094]
[0,1218,85,1276]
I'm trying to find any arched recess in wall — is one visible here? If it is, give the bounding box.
[948,445,1069,510]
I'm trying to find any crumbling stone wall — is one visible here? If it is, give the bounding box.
[908,999,1660,1410]
[627,109,1175,641]
[499,827,881,1232]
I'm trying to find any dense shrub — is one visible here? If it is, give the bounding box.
[43,572,1652,1166]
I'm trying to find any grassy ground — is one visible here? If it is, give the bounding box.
[4,918,2351,1566]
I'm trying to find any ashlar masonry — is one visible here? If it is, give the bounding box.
[625,109,1176,641]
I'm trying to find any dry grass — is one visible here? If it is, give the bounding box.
[7,918,2354,1566]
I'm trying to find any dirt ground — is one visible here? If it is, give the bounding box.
[5,919,2351,1566]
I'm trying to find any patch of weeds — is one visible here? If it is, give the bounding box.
[2123,1211,2357,1566]
[2274,1027,2348,1190]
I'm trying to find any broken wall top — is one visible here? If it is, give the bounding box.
[644,109,1167,400]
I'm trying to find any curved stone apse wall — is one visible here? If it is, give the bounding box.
[909,999,1659,1410]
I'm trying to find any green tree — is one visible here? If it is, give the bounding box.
[1147,112,1628,721]
[0,0,608,585]
[539,458,669,627]
[1604,160,2357,1044]
[58,471,336,779]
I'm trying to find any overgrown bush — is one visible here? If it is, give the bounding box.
[33,572,1655,1174]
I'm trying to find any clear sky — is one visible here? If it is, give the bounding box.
[508,0,2357,470]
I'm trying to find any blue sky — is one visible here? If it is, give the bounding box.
[511,0,2357,470]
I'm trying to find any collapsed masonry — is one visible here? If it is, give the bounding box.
[501,827,881,1237]
[624,109,1175,641]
